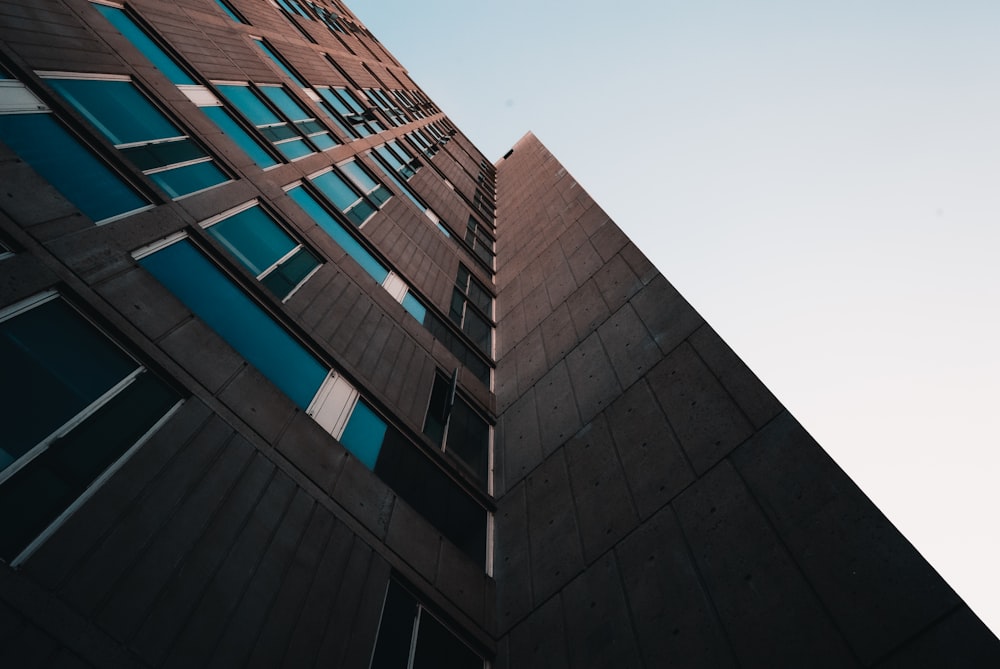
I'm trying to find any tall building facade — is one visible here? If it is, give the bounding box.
[0,0,996,667]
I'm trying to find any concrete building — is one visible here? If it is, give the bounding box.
[0,0,996,666]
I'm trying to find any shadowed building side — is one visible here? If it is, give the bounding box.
[491,131,1000,668]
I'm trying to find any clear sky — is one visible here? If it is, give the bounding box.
[352,0,1000,634]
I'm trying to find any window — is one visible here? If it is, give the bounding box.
[309,161,388,226]
[450,266,493,356]
[341,402,487,566]
[473,189,495,217]
[139,238,329,409]
[217,83,332,160]
[286,183,388,283]
[275,0,312,20]
[211,0,248,23]
[365,87,408,126]
[91,5,278,169]
[392,90,424,119]
[307,1,345,34]
[45,76,229,198]
[285,182,491,387]
[253,38,306,88]
[0,293,180,561]
[424,373,490,485]
[93,5,194,86]
[373,139,419,180]
[407,130,437,158]
[203,203,320,300]
[465,216,495,269]
[0,77,148,222]
[260,85,337,150]
[315,85,383,138]
[366,149,449,236]
[139,238,487,566]
[372,580,483,669]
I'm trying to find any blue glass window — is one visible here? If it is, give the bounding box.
[212,0,247,23]
[365,88,407,126]
[0,295,178,560]
[316,86,384,137]
[276,0,311,19]
[260,86,337,150]
[93,6,194,85]
[253,39,305,87]
[140,239,328,409]
[0,111,147,222]
[374,140,418,180]
[310,168,377,226]
[91,7,279,169]
[401,292,427,323]
[366,152,428,213]
[286,185,388,284]
[46,78,228,197]
[307,2,345,33]
[200,106,277,168]
[219,84,328,159]
[205,205,319,300]
[339,399,386,469]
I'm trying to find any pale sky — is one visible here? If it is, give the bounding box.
[352,0,1000,634]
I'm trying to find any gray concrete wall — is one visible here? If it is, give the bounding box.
[492,132,1000,668]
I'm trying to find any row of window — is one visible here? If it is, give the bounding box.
[0,67,495,382]
[1,46,495,381]
[0,289,484,666]
[136,232,489,564]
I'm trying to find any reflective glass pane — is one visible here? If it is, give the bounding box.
[401,292,427,324]
[253,40,305,87]
[202,105,277,167]
[140,240,327,409]
[0,113,146,221]
[317,87,351,115]
[307,131,337,150]
[312,170,360,211]
[0,370,177,560]
[1,298,137,470]
[148,160,228,198]
[206,206,296,276]
[287,186,388,284]
[375,145,405,172]
[370,581,417,669]
[374,428,486,565]
[413,614,482,669]
[212,0,245,22]
[48,78,179,145]
[120,137,205,171]
[339,400,386,469]
[345,200,375,226]
[275,138,312,160]
[340,160,379,192]
[260,86,310,121]
[260,248,319,299]
[333,87,363,113]
[217,85,282,126]
[95,6,194,85]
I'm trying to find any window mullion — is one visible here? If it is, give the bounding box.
[256,243,304,280]
[0,367,143,488]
